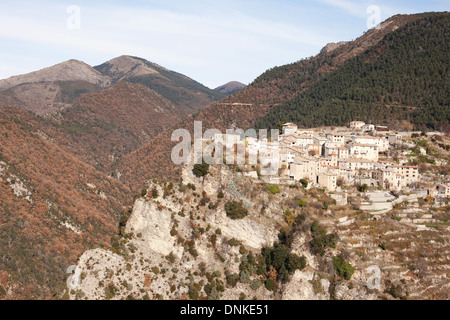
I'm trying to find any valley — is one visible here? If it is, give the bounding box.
[0,11,448,301]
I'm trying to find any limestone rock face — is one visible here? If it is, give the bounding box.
[207,209,278,250]
[320,42,347,55]
[125,198,177,256]
[291,234,317,269]
[282,270,328,300]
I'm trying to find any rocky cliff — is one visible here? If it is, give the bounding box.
[66,163,449,300]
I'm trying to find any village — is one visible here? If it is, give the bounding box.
[208,121,450,211]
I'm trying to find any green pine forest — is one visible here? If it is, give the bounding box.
[256,13,449,131]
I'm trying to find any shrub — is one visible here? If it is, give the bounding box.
[187,183,196,191]
[105,284,118,300]
[250,280,263,290]
[225,201,248,220]
[333,256,355,280]
[265,279,275,291]
[228,238,240,247]
[310,232,338,256]
[239,270,251,284]
[151,188,159,199]
[188,284,199,300]
[262,243,307,282]
[226,273,239,287]
[359,184,369,193]
[297,199,307,207]
[286,254,307,274]
[300,179,309,188]
[179,184,188,193]
[268,185,281,195]
[283,210,295,225]
[151,267,160,274]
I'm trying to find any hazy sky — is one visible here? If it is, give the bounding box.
[0,0,448,88]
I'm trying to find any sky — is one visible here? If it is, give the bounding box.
[0,0,448,89]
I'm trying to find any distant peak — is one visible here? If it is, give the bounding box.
[214,81,247,94]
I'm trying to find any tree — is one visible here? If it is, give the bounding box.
[262,243,307,282]
[275,122,283,134]
[310,222,338,256]
[359,184,369,193]
[300,179,308,188]
[193,161,210,178]
[265,279,275,291]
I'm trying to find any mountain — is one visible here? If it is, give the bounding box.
[0,56,225,116]
[0,56,225,175]
[43,82,186,173]
[0,105,132,299]
[0,60,109,115]
[214,81,247,95]
[94,55,226,114]
[115,13,436,190]
[1,11,449,300]
[256,12,449,131]
[0,60,110,92]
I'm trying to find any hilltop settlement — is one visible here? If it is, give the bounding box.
[220,121,449,201]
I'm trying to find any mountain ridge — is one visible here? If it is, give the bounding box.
[256,12,449,131]
[0,56,224,116]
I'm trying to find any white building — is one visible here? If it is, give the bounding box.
[346,143,379,162]
[282,123,298,135]
[295,135,314,147]
[350,121,365,130]
[437,184,450,198]
[338,158,376,175]
[388,134,403,145]
[352,136,389,152]
[290,156,327,183]
[362,124,375,132]
[314,136,329,147]
[391,165,419,187]
[337,147,349,159]
[373,169,402,191]
[326,133,345,145]
[324,143,340,157]
[319,173,337,191]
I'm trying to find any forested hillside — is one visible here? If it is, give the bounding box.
[0,106,132,299]
[43,82,186,173]
[256,13,449,131]
[94,56,226,114]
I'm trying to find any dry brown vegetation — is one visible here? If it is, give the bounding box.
[0,105,132,299]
